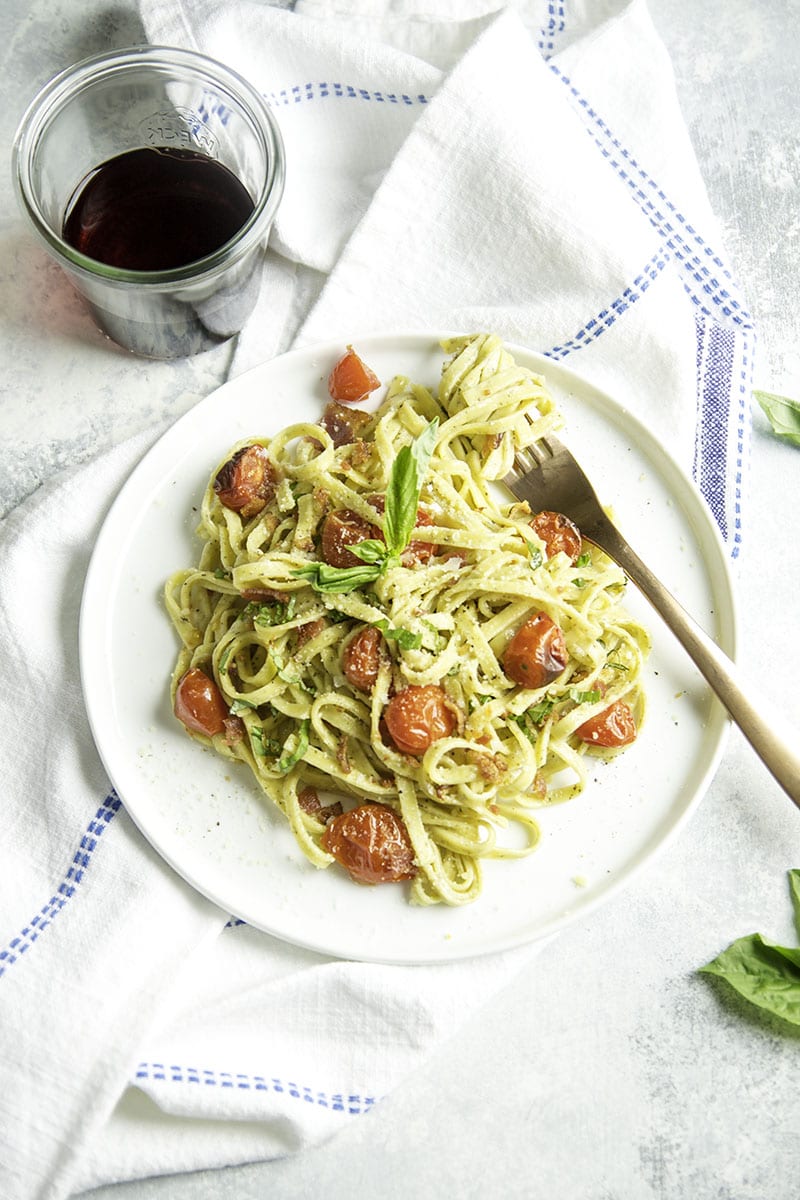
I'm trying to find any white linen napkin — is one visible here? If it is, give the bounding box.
[0,2,753,1197]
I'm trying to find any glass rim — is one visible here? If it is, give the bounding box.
[11,44,286,288]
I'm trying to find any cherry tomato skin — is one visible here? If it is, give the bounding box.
[343,626,383,692]
[403,508,438,565]
[320,509,382,568]
[214,445,277,516]
[174,668,228,737]
[503,611,568,689]
[322,803,416,883]
[530,510,582,563]
[383,684,457,756]
[328,347,381,403]
[576,699,637,747]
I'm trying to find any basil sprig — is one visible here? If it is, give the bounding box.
[699,869,800,1027]
[294,418,439,594]
[754,389,800,448]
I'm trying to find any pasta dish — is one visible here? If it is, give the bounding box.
[165,334,648,906]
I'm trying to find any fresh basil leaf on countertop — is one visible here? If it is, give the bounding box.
[699,869,800,1027]
[753,389,800,447]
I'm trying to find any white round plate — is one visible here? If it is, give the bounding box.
[80,334,735,963]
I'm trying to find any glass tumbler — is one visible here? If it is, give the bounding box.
[12,46,285,358]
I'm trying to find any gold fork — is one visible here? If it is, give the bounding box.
[504,434,800,807]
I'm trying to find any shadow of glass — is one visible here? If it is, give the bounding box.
[63,5,149,64]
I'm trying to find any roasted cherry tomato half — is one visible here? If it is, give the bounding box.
[327,346,381,404]
[320,508,382,569]
[342,626,383,692]
[530,510,582,563]
[575,699,637,747]
[322,803,416,883]
[502,611,568,689]
[383,684,457,756]
[214,444,277,518]
[174,667,228,737]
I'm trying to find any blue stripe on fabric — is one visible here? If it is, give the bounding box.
[265,82,428,108]
[134,1063,377,1115]
[693,316,751,558]
[731,327,752,557]
[547,63,753,331]
[539,1,567,57]
[0,791,122,978]
[544,249,669,360]
[695,318,735,542]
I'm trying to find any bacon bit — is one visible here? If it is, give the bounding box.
[298,786,321,814]
[336,736,352,775]
[223,714,246,746]
[530,772,548,800]
[296,617,328,646]
[240,587,285,603]
[298,786,342,825]
[320,400,372,448]
[349,440,372,467]
[467,747,507,783]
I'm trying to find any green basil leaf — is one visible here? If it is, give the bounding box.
[292,562,382,594]
[349,538,388,565]
[272,653,300,685]
[514,697,555,739]
[791,869,800,940]
[524,539,543,570]
[571,689,602,704]
[754,389,800,447]
[250,725,270,756]
[278,718,310,773]
[253,596,295,626]
[700,932,800,1026]
[383,419,439,554]
[375,619,422,650]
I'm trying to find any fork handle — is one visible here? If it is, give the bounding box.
[597,521,800,807]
